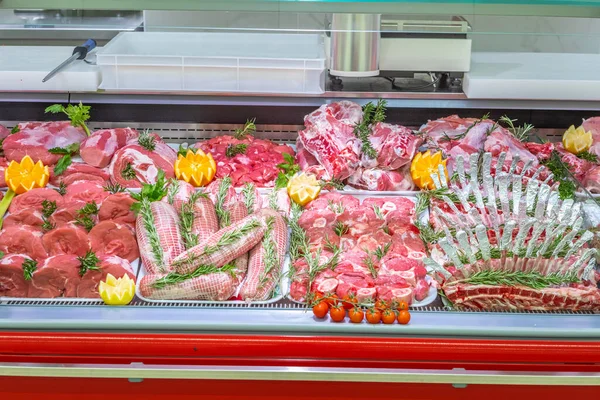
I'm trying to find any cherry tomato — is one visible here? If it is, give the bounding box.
[366,308,381,324]
[382,309,396,324]
[397,310,411,325]
[342,294,357,310]
[330,305,346,322]
[396,301,409,312]
[348,307,364,323]
[375,299,389,311]
[312,301,329,319]
[325,293,339,308]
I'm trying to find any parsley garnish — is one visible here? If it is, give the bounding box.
[274,152,300,190]
[130,170,168,214]
[45,102,91,136]
[49,143,80,176]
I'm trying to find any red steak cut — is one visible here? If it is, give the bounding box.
[50,163,110,186]
[363,122,422,170]
[0,124,10,139]
[77,255,136,298]
[49,201,87,227]
[29,254,81,298]
[109,143,176,188]
[3,209,44,228]
[42,224,90,257]
[0,157,8,188]
[80,128,139,168]
[0,227,47,261]
[4,121,86,165]
[298,101,362,180]
[8,188,64,215]
[336,272,374,298]
[90,221,139,262]
[63,181,110,206]
[0,254,34,297]
[98,193,136,226]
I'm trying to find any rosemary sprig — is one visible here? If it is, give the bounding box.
[374,242,391,260]
[540,150,577,200]
[258,217,279,290]
[22,259,37,281]
[214,177,232,227]
[77,250,101,277]
[75,201,99,232]
[499,115,534,142]
[41,200,57,218]
[241,182,256,214]
[414,193,430,216]
[41,219,56,233]
[225,143,248,158]
[327,200,345,214]
[333,221,348,237]
[363,252,378,278]
[166,178,180,205]
[440,113,490,143]
[323,237,341,270]
[372,205,384,220]
[268,189,279,211]
[75,216,95,232]
[77,201,99,217]
[414,220,443,251]
[288,202,308,262]
[179,191,203,250]
[54,182,67,196]
[201,219,261,257]
[139,198,165,272]
[121,162,136,180]
[319,178,345,190]
[577,151,598,163]
[466,270,580,290]
[138,129,156,151]
[152,263,236,289]
[234,118,257,140]
[103,182,126,194]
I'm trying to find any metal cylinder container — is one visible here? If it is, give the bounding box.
[329,13,381,77]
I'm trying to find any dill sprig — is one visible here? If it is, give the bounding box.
[225,143,248,158]
[54,182,67,196]
[22,259,37,281]
[465,270,579,290]
[334,221,348,237]
[103,182,126,194]
[241,183,256,214]
[234,118,256,140]
[138,129,156,151]
[214,177,232,227]
[139,198,165,272]
[152,263,236,289]
[499,115,534,142]
[121,162,136,180]
[77,250,101,277]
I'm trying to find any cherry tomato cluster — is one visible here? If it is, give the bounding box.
[311,294,411,325]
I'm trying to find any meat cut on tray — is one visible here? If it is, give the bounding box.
[288,192,432,305]
[424,152,600,311]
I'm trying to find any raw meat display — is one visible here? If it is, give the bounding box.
[3,122,86,165]
[8,188,64,214]
[80,128,139,168]
[194,136,294,187]
[75,255,136,298]
[0,227,47,261]
[89,221,139,262]
[3,209,44,229]
[98,193,136,226]
[42,224,91,257]
[288,192,431,305]
[63,181,110,205]
[49,163,110,186]
[297,101,422,190]
[425,152,599,311]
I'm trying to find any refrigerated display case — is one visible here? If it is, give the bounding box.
[1,1,600,398]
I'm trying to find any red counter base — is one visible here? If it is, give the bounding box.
[1,378,599,400]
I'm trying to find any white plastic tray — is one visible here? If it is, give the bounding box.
[135,257,289,305]
[0,259,141,304]
[284,193,437,307]
[97,32,326,94]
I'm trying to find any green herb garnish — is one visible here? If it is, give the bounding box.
[10,126,19,134]
[77,201,99,217]
[274,152,300,190]
[179,191,203,250]
[465,270,579,290]
[103,182,126,194]
[130,170,168,214]
[354,99,386,159]
[241,183,256,214]
[138,198,165,272]
[233,118,256,140]
[577,151,598,163]
[41,200,57,218]
[214,177,232,227]
[45,102,91,136]
[152,263,237,289]
[499,115,534,142]
[225,143,248,158]
[77,250,101,276]
[333,221,348,237]
[22,259,37,281]
[319,178,345,190]
[121,162,137,180]
[138,129,156,151]
[54,182,67,196]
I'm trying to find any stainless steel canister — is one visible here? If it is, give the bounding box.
[329,13,381,77]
